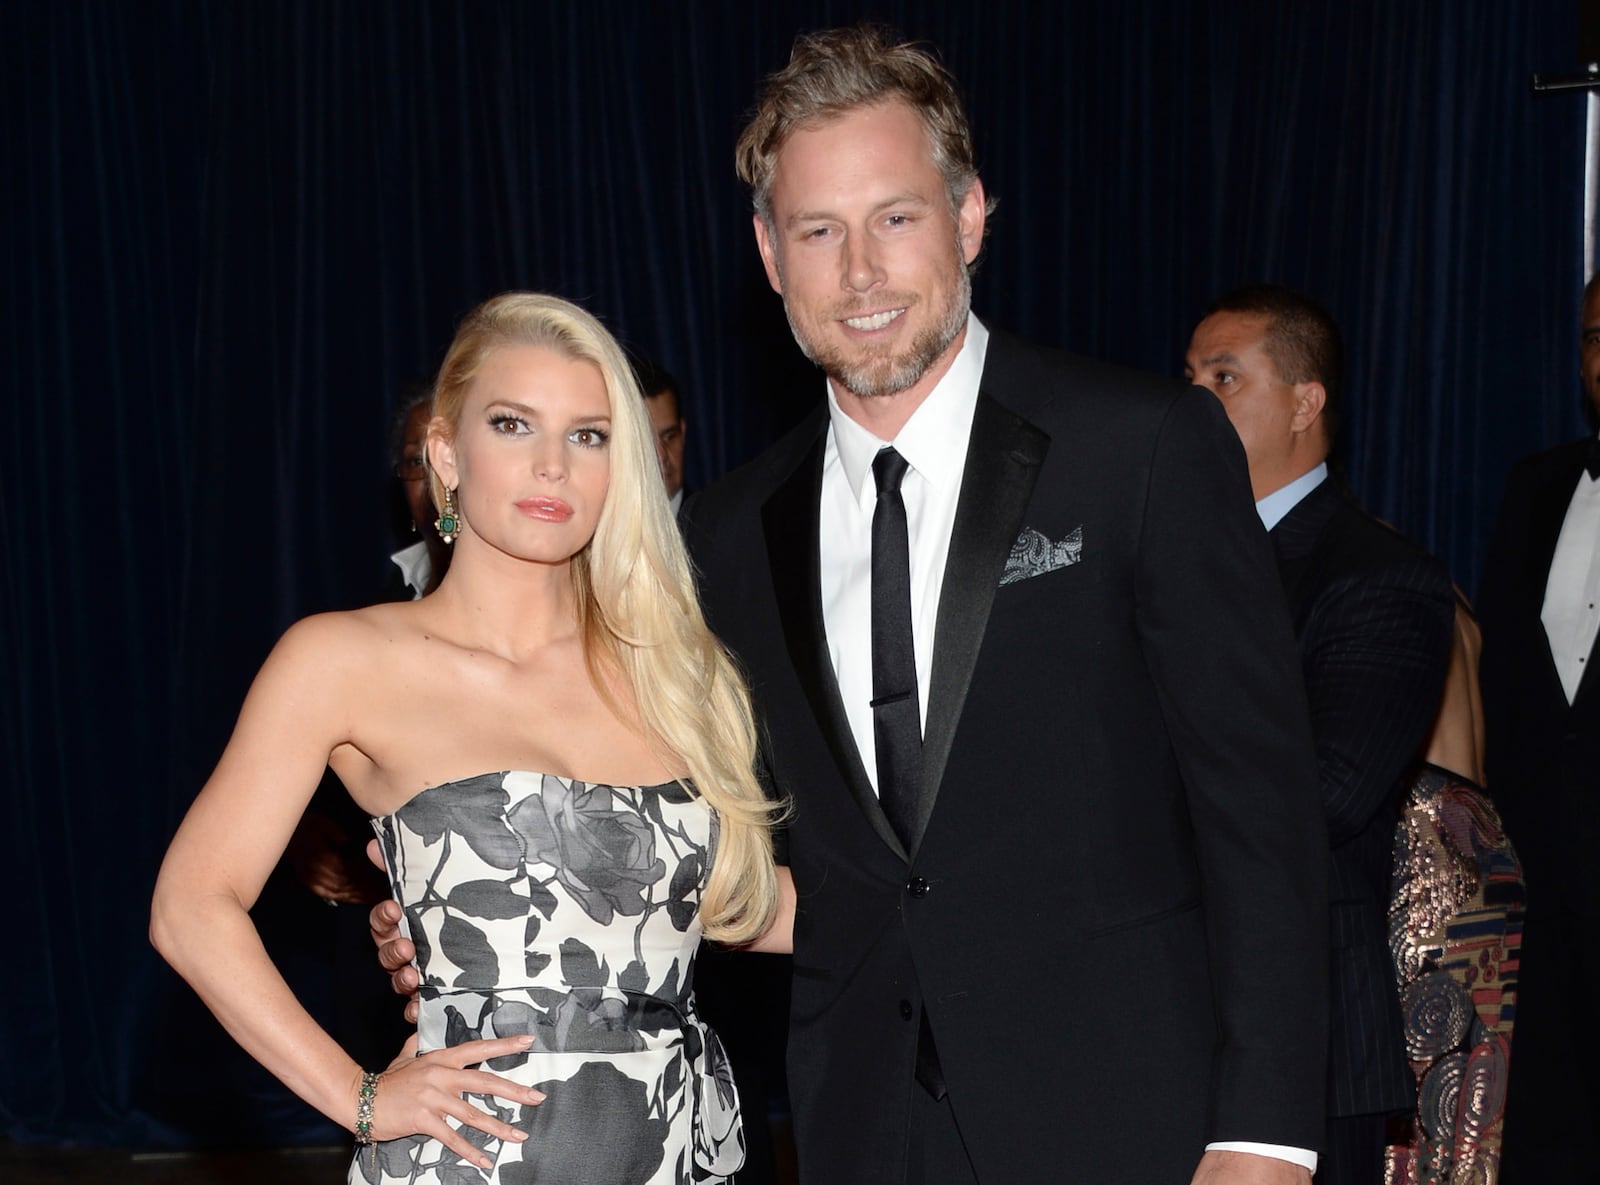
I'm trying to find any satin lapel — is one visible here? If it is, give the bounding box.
[1575,630,1600,712]
[761,432,906,861]
[915,394,1050,852]
[1527,457,1583,603]
[1529,455,1586,702]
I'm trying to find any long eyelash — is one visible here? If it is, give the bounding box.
[487,413,525,430]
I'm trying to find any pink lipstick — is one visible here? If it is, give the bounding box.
[516,497,574,522]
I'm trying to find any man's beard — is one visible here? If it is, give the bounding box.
[784,253,972,400]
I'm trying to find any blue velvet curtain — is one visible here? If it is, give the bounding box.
[4,0,1585,1148]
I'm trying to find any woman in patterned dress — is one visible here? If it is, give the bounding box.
[1386,597,1523,1185]
[152,293,792,1183]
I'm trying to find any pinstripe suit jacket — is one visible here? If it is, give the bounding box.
[1271,477,1454,1117]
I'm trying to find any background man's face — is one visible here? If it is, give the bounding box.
[644,390,686,498]
[1580,284,1600,420]
[399,401,433,531]
[752,101,983,402]
[1185,311,1304,496]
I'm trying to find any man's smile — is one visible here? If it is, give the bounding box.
[841,308,907,331]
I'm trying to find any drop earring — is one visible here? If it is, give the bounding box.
[434,487,460,544]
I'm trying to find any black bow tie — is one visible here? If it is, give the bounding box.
[1587,437,1600,481]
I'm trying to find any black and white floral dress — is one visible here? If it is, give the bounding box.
[354,771,744,1185]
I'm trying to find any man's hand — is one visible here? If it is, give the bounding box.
[1190,1150,1313,1185]
[368,839,420,1024]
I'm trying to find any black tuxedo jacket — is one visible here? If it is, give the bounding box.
[1479,439,1600,886]
[1477,439,1600,1180]
[685,330,1329,1184]
[1269,479,1453,1120]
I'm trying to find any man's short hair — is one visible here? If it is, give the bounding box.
[630,355,682,416]
[734,23,995,230]
[1208,285,1345,452]
[388,379,434,468]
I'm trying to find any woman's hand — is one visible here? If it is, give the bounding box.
[366,1033,545,1169]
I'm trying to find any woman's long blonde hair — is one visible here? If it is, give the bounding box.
[428,293,777,943]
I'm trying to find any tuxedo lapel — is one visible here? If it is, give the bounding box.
[1528,453,1589,707]
[1527,456,1584,604]
[916,394,1050,850]
[761,429,906,860]
[1268,479,1343,606]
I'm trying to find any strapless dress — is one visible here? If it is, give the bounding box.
[351,770,743,1185]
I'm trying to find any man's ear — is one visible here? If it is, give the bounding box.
[1290,381,1327,436]
[753,212,783,295]
[426,417,458,488]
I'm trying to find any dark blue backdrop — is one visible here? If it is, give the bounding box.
[3,0,1589,1148]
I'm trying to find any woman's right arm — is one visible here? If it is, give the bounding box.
[150,616,540,1167]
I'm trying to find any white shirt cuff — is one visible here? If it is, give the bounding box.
[1205,1141,1318,1172]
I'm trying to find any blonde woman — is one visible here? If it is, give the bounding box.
[152,293,791,1184]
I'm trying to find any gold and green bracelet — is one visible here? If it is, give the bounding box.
[354,1070,381,1168]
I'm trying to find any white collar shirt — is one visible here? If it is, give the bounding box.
[819,314,989,794]
[1541,436,1600,703]
[1255,463,1328,532]
[388,539,433,600]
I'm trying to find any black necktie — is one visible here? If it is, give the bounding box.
[1586,436,1600,480]
[871,447,922,850]
[871,448,948,1101]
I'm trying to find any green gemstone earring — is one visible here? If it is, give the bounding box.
[434,486,460,544]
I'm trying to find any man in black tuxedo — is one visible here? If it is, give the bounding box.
[684,27,1329,1185]
[1477,275,1600,1184]
[1185,287,1454,1185]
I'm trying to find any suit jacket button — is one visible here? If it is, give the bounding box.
[907,877,930,898]
[898,999,914,1020]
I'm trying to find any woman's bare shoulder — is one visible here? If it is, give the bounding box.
[266,602,436,681]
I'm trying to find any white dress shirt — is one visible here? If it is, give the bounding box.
[1255,463,1329,531]
[1541,440,1600,703]
[816,314,1313,1173]
[388,539,433,600]
[819,316,988,792]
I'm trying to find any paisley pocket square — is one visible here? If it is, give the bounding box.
[1001,525,1083,586]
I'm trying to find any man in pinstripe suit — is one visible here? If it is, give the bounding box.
[1186,286,1455,1185]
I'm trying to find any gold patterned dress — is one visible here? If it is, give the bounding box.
[1386,763,1524,1185]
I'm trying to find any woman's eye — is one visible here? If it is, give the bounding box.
[488,414,528,434]
[571,427,609,448]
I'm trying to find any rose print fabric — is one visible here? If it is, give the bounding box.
[354,772,744,1185]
